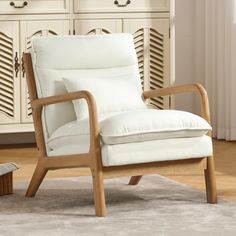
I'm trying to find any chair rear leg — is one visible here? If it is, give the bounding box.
[92,169,106,217]
[129,175,142,185]
[25,162,47,197]
[204,156,217,204]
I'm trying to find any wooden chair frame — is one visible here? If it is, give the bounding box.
[23,53,217,217]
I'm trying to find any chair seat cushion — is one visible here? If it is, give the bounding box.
[100,109,212,144]
[47,112,121,150]
[48,135,213,167]
[47,109,211,149]
[101,135,212,166]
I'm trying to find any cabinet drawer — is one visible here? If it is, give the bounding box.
[74,0,170,13]
[0,0,69,14]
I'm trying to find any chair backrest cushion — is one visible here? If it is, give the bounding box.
[31,34,144,137]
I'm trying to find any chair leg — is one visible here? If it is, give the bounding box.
[92,169,107,217]
[25,162,47,197]
[129,175,142,185]
[204,156,217,204]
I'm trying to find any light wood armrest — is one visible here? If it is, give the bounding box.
[31,91,99,156]
[32,89,99,136]
[143,83,211,123]
[32,90,94,108]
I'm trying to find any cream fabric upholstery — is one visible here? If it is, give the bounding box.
[101,135,212,166]
[47,109,211,148]
[99,109,211,144]
[32,34,137,69]
[48,135,212,167]
[31,34,140,137]
[63,73,146,120]
[31,34,213,167]
[47,112,120,150]
[102,135,212,166]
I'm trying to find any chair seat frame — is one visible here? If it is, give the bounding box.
[23,53,217,217]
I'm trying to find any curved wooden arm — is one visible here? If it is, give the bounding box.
[32,90,94,108]
[31,91,99,157]
[31,90,99,137]
[143,83,211,124]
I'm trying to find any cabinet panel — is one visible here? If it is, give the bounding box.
[74,19,122,35]
[20,20,70,123]
[0,21,21,124]
[74,0,169,13]
[124,18,170,109]
[0,0,69,14]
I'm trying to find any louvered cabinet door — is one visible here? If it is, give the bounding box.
[74,19,122,35]
[20,20,70,123]
[0,21,21,124]
[124,19,170,109]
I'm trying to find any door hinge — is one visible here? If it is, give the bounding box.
[73,29,76,35]
[169,28,171,38]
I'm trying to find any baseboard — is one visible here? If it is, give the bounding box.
[0,132,36,145]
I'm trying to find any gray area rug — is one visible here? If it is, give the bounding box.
[0,175,236,236]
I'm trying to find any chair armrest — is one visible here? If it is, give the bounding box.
[31,91,100,155]
[143,83,211,124]
[32,90,94,108]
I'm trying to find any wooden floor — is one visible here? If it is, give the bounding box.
[1,140,236,202]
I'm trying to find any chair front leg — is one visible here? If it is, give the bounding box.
[25,160,48,197]
[204,155,217,203]
[91,167,106,217]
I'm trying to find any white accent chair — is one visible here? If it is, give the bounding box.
[23,33,217,217]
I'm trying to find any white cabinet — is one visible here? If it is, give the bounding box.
[74,0,170,13]
[0,19,69,129]
[75,17,170,109]
[0,0,69,14]
[74,19,122,35]
[20,20,70,123]
[0,21,20,124]
[124,19,170,108]
[0,0,174,133]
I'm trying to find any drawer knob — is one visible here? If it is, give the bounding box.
[10,1,28,9]
[114,0,131,7]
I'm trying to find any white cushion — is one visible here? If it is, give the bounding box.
[100,109,212,144]
[33,68,77,136]
[32,34,137,69]
[47,109,212,149]
[47,112,121,150]
[34,65,142,136]
[63,73,146,120]
[101,135,212,166]
[31,33,141,138]
[48,135,213,167]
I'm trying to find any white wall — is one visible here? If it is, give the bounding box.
[175,0,202,113]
